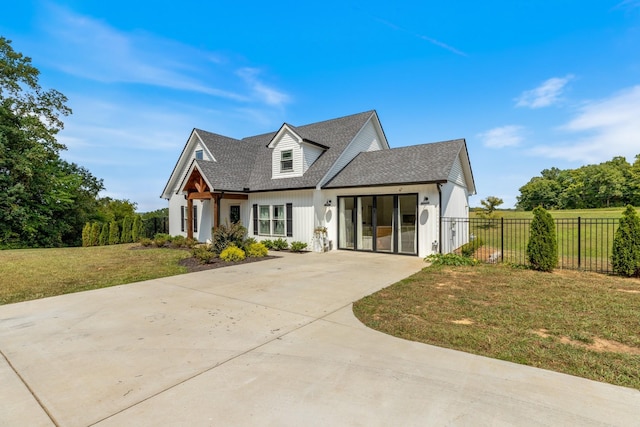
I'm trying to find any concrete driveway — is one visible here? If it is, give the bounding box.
[1,251,638,426]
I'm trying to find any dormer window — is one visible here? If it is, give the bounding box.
[195,150,203,160]
[280,150,293,172]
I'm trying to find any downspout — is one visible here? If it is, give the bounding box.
[438,184,443,254]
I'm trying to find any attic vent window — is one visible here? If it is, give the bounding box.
[195,150,203,160]
[280,150,293,172]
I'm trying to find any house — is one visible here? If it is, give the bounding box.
[160,110,475,257]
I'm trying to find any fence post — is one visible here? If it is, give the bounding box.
[501,217,504,263]
[577,217,581,269]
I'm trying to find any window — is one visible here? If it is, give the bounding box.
[273,205,285,235]
[181,206,186,232]
[193,205,198,233]
[259,205,270,235]
[256,203,293,236]
[195,150,203,160]
[280,150,293,172]
[230,205,241,224]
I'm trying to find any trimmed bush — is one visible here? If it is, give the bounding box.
[108,221,120,245]
[220,245,246,262]
[527,206,557,272]
[272,238,289,251]
[612,205,640,277]
[154,235,168,247]
[82,222,92,247]
[139,238,153,247]
[261,239,274,250]
[131,215,142,242]
[171,235,187,248]
[212,222,247,254]
[246,242,268,258]
[460,238,484,258]
[99,223,109,246]
[242,237,257,252]
[121,216,132,244]
[192,245,216,264]
[290,241,308,252]
[90,222,101,247]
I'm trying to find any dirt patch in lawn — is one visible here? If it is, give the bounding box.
[531,329,640,356]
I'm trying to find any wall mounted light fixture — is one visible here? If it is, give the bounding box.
[420,196,429,205]
[324,200,332,207]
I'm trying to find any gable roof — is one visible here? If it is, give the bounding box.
[323,139,475,193]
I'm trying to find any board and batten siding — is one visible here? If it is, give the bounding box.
[248,190,315,246]
[320,119,384,186]
[271,131,303,179]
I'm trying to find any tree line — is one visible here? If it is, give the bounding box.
[517,155,640,210]
[0,37,168,248]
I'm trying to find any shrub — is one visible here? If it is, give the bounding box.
[242,237,257,251]
[99,223,109,246]
[90,222,101,247]
[220,245,246,262]
[192,245,216,264]
[121,216,132,244]
[290,241,308,252]
[425,253,479,266]
[527,206,557,272]
[154,235,168,248]
[246,242,268,258]
[154,233,171,242]
[272,238,289,251]
[261,239,274,250]
[131,215,142,242]
[82,222,91,247]
[171,235,187,248]
[612,205,640,277]
[108,221,120,245]
[139,238,153,247]
[212,222,247,254]
[459,238,484,258]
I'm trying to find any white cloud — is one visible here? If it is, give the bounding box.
[477,125,525,148]
[237,68,291,107]
[515,75,574,108]
[530,85,640,163]
[34,4,288,105]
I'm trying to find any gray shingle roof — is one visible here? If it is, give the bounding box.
[323,139,466,189]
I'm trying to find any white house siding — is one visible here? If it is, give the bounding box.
[168,193,185,237]
[440,182,470,254]
[448,154,466,187]
[323,184,440,258]
[271,131,303,179]
[320,119,385,187]
[248,190,316,247]
[302,143,324,172]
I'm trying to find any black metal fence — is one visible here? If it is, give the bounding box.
[441,217,619,274]
[142,217,169,238]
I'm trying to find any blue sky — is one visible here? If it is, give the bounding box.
[2,1,640,211]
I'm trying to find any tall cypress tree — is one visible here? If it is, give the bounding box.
[527,206,558,272]
[612,205,640,277]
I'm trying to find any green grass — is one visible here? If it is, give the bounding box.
[354,264,640,390]
[471,207,638,219]
[0,244,191,305]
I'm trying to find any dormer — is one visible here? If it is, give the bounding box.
[268,124,327,179]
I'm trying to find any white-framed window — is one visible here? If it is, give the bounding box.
[256,204,292,236]
[195,149,203,160]
[280,150,293,172]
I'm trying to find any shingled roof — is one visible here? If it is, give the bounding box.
[323,139,470,189]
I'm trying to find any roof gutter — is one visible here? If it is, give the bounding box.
[438,183,443,254]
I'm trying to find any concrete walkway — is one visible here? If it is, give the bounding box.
[1,251,638,426]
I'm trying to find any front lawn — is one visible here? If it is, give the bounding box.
[0,244,191,305]
[353,264,640,390]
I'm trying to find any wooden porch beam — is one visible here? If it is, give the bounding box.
[218,193,249,200]
[187,192,212,200]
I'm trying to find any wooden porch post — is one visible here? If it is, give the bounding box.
[187,197,194,239]
[213,195,219,230]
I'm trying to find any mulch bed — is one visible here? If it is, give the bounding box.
[179,255,280,272]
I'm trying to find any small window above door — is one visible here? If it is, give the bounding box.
[195,150,203,160]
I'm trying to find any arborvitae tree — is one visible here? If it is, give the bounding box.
[612,205,640,277]
[99,223,109,246]
[121,216,132,243]
[108,221,120,245]
[527,206,558,272]
[90,222,101,247]
[131,215,142,242]
[82,222,92,247]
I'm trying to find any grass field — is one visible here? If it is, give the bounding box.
[471,207,638,219]
[353,263,640,390]
[0,244,190,305]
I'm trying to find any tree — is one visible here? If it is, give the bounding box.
[90,222,101,247]
[517,178,560,210]
[479,196,503,218]
[0,37,104,247]
[82,223,92,247]
[527,206,557,272]
[108,221,120,245]
[121,216,132,243]
[99,223,109,246]
[611,205,640,277]
[132,215,142,242]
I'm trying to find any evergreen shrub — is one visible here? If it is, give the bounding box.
[526,206,558,272]
[612,205,640,277]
